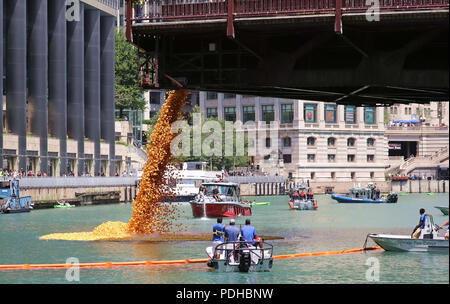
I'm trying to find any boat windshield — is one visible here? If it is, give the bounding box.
[203,184,238,201]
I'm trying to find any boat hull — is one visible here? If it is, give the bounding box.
[210,258,273,272]
[190,202,252,218]
[369,234,449,252]
[331,194,397,204]
[288,199,318,210]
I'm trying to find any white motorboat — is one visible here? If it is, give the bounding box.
[206,240,274,272]
[368,214,449,252]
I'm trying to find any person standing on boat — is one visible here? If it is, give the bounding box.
[224,219,240,242]
[412,208,426,239]
[240,219,258,247]
[439,220,449,240]
[299,189,306,201]
[212,218,225,258]
[307,189,314,200]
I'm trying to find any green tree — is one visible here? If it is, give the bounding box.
[177,106,250,170]
[115,30,146,117]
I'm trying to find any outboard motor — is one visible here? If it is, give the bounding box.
[421,214,437,239]
[238,250,251,272]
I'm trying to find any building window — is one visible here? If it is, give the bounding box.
[370,172,375,179]
[331,172,336,179]
[328,154,336,162]
[281,104,294,123]
[347,154,355,162]
[325,104,337,123]
[265,138,271,148]
[150,91,161,104]
[304,103,317,123]
[307,137,316,146]
[307,154,315,162]
[224,93,236,99]
[206,108,218,118]
[283,137,291,147]
[310,172,315,180]
[347,137,356,147]
[364,107,376,124]
[367,138,375,147]
[367,154,375,162]
[206,92,218,100]
[328,137,336,147]
[261,105,275,124]
[224,107,236,122]
[283,154,292,163]
[345,105,356,124]
[351,172,356,180]
[243,106,255,123]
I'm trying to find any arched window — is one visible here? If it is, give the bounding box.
[283,137,291,147]
[347,137,356,147]
[328,137,336,147]
[307,137,316,146]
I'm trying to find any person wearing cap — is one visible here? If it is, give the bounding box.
[224,219,240,242]
[240,219,257,246]
[412,208,426,239]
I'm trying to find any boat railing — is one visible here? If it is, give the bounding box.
[213,241,274,262]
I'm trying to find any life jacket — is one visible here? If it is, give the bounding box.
[300,191,306,197]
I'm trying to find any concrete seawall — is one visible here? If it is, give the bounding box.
[17,177,139,207]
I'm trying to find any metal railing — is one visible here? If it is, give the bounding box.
[129,0,449,22]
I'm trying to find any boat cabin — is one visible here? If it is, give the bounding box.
[348,185,380,200]
[199,182,240,202]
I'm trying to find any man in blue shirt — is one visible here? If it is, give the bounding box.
[212,218,225,258]
[241,219,257,246]
[412,208,426,238]
[224,219,240,242]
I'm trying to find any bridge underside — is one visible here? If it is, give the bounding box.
[132,11,449,105]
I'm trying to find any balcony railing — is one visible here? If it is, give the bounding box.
[128,0,449,23]
[94,0,121,10]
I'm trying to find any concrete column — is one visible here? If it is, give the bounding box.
[236,94,242,122]
[0,0,3,166]
[5,0,27,171]
[217,93,224,120]
[48,0,68,176]
[67,3,85,176]
[84,9,101,175]
[100,15,116,176]
[27,0,48,175]
[255,97,261,122]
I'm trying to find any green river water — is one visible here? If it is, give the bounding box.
[0,193,448,284]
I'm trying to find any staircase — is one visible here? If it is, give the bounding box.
[394,146,449,175]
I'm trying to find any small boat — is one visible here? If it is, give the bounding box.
[288,185,318,210]
[206,240,274,272]
[54,203,75,209]
[249,202,270,206]
[367,214,449,252]
[189,182,252,218]
[332,183,397,204]
[435,206,449,215]
[0,179,32,214]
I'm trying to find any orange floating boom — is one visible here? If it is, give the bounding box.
[0,247,382,270]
